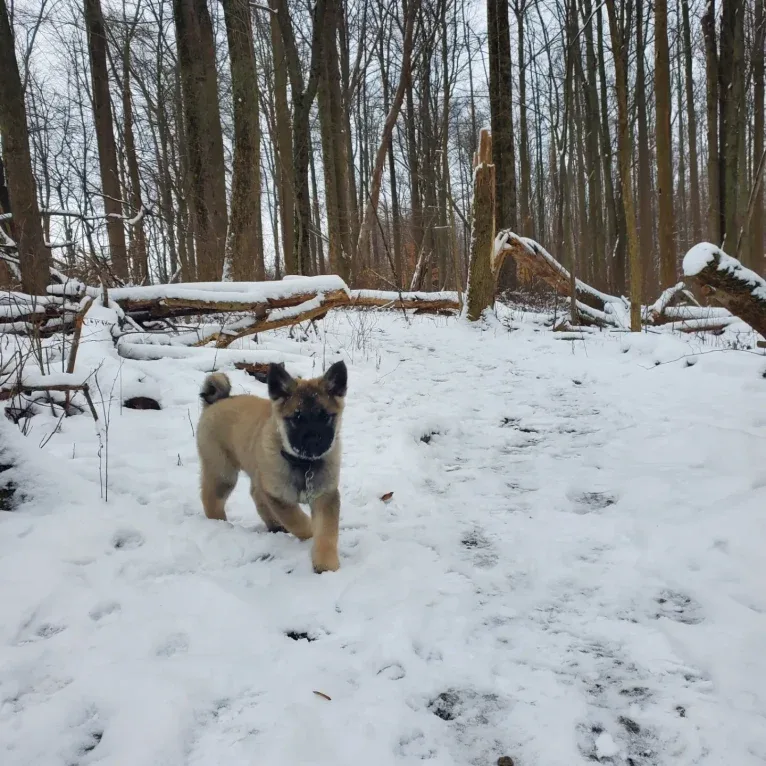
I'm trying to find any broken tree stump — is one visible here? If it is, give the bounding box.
[683,243,766,339]
[465,128,496,321]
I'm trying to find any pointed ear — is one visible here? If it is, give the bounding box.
[267,362,295,400]
[323,360,347,398]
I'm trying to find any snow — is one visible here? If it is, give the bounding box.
[683,243,719,276]
[1,307,766,765]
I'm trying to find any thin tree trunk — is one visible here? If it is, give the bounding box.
[121,33,149,283]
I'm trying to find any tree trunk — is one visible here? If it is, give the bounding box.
[270,0,294,274]
[606,0,642,330]
[84,0,129,281]
[655,0,676,288]
[719,0,745,251]
[487,0,517,237]
[596,0,621,292]
[515,0,532,237]
[681,0,701,244]
[173,0,229,281]
[0,0,50,294]
[223,0,265,281]
[702,0,720,244]
[580,0,604,287]
[635,0,654,296]
[753,0,765,270]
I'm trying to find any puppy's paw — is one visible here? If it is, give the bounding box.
[312,541,340,573]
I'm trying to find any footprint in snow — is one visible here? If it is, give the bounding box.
[653,590,704,625]
[156,632,189,657]
[89,601,121,622]
[111,528,145,550]
[570,491,618,514]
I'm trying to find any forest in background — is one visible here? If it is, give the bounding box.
[0,0,762,304]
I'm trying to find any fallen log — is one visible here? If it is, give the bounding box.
[349,289,460,312]
[116,340,313,377]
[495,232,623,312]
[683,243,766,338]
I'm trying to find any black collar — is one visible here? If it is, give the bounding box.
[280,449,321,472]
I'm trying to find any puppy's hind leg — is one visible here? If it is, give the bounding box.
[200,461,238,521]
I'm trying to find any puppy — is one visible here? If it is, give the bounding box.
[196,361,347,573]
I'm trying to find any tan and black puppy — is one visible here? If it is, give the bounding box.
[196,361,347,573]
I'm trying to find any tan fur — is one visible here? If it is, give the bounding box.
[196,368,345,573]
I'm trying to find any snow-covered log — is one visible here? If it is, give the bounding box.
[349,289,460,312]
[116,340,312,377]
[683,243,766,339]
[495,232,624,312]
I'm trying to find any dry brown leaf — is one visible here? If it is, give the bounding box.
[380,491,394,502]
[313,690,332,701]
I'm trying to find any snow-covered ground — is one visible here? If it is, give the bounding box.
[1,307,766,765]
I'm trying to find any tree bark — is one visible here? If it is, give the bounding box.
[84,0,129,281]
[223,0,265,281]
[0,0,51,294]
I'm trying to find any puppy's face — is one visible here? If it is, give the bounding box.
[267,361,347,460]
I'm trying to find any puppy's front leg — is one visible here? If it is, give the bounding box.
[310,489,340,573]
[264,494,313,541]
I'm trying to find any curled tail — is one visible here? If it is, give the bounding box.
[200,372,231,407]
